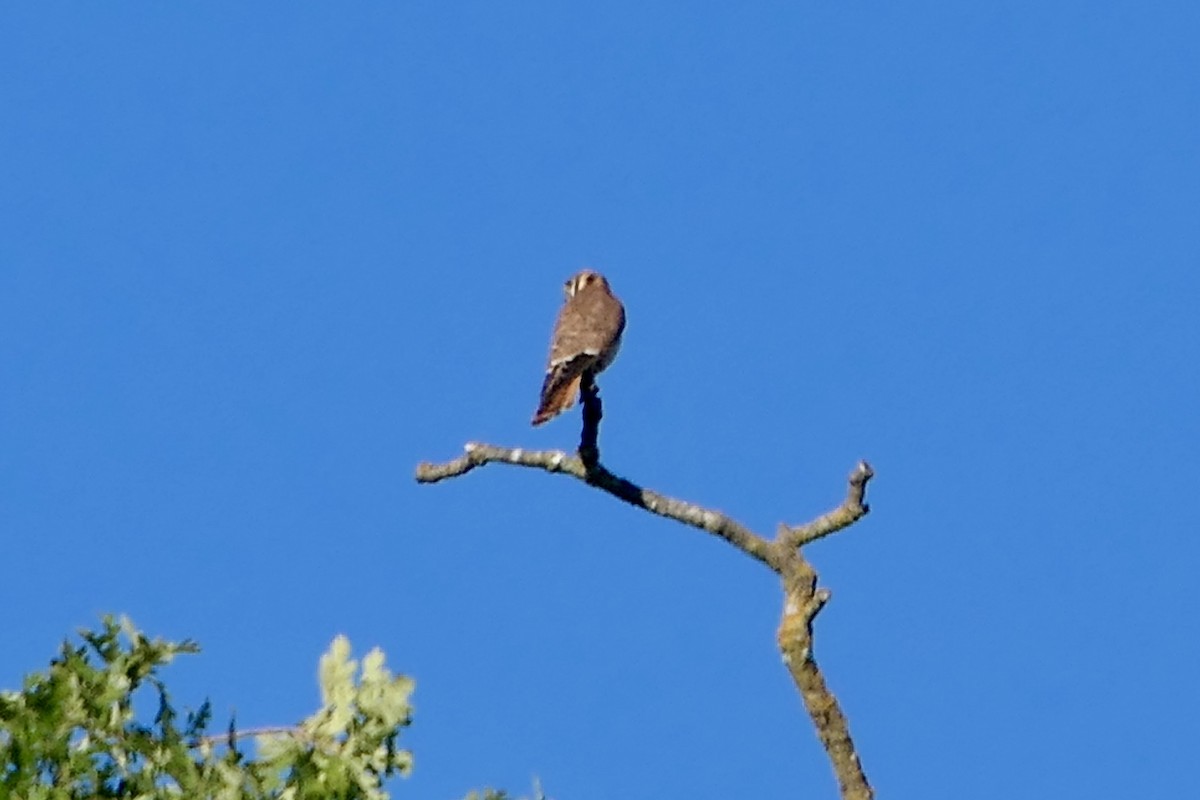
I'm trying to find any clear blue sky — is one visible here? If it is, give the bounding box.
[2,4,1197,798]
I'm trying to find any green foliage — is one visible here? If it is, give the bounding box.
[464,782,548,800]
[0,616,415,800]
[248,634,415,799]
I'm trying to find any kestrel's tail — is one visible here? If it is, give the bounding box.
[531,369,584,426]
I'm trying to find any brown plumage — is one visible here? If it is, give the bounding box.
[532,270,625,426]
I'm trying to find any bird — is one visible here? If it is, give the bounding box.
[532,269,626,426]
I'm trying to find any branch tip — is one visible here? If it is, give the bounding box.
[776,461,876,550]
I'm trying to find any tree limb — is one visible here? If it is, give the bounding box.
[773,461,876,800]
[414,385,875,799]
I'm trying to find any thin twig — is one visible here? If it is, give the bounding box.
[776,461,874,550]
[196,726,303,747]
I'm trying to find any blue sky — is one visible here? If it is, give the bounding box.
[2,3,1197,798]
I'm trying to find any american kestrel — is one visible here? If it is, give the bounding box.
[532,270,626,426]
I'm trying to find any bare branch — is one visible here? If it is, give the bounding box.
[771,463,876,799]
[583,460,781,568]
[415,442,576,483]
[415,391,877,800]
[416,440,779,569]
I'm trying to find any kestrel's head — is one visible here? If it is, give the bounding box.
[563,269,609,299]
